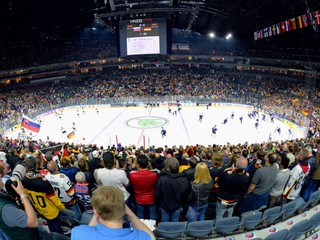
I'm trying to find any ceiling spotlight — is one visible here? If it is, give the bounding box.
[226,33,232,40]
[209,32,215,38]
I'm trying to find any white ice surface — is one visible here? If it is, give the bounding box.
[4,106,304,149]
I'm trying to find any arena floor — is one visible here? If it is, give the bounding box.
[5,105,305,148]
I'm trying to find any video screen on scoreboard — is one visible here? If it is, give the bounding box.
[118,18,170,57]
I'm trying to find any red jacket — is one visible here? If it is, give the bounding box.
[129,169,158,205]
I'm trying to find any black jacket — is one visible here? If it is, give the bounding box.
[155,172,189,212]
[183,167,196,183]
[218,168,249,201]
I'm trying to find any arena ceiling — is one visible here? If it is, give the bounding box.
[0,0,319,43]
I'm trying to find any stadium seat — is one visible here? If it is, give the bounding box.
[280,200,299,220]
[213,216,240,236]
[303,211,320,236]
[155,222,187,239]
[295,197,309,213]
[261,206,282,226]
[284,219,310,240]
[239,210,263,231]
[297,191,320,212]
[264,229,289,240]
[308,190,320,207]
[186,220,214,238]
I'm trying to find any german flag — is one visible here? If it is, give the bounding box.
[67,131,76,139]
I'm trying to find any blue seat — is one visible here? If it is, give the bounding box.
[261,206,282,226]
[308,190,320,207]
[281,200,298,220]
[213,216,240,236]
[303,212,320,235]
[295,197,309,213]
[309,211,320,230]
[240,211,263,231]
[156,222,187,239]
[284,219,310,240]
[264,229,289,240]
[186,220,214,238]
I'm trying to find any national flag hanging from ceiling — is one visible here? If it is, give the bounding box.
[276,23,281,34]
[257,31,261,39]
[264,28,269,37]
[272,25,277,35]
[290,18,297,30]
[296,16,303,28]
[281,21,286,33]
[302,14,309,27]
[268,27,272,36]
[285,20,291,31]
[253,9,320,41]
[313,11,320,25]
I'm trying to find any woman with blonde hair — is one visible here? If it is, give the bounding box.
[187,162,214,222]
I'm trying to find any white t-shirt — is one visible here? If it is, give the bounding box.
[95,168,130,200]
[45,172,74,203]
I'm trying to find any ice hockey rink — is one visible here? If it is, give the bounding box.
[4,104,306,148]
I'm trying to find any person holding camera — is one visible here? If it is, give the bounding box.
[71,185,155,240]
[0,177,39,240]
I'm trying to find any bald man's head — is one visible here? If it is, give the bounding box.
[47,161,58,174]
[237,157,248,169]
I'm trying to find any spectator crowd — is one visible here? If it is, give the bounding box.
[0,59,320,240]
[1,65,319,137]
[0,132,320,239]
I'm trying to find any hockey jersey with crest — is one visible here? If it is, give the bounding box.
[22,173,65,219]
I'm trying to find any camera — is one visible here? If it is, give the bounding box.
[4,164,26,196]
[11,164,26,183]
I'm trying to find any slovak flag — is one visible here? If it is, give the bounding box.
[21,116,41,133]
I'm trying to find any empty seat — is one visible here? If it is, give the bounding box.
[284,219,310,240]
[295,197,309,213]
[264,229,289,240]
[240,211,263,231]
[261,206,282,226]
[308,190,320,207]
[303,211,320,236]
[281,200,298,220]
[186,220,214,238]
[156,222,187,239]
[213,216,240,236]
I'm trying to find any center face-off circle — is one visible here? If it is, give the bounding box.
[125,116,169,129]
